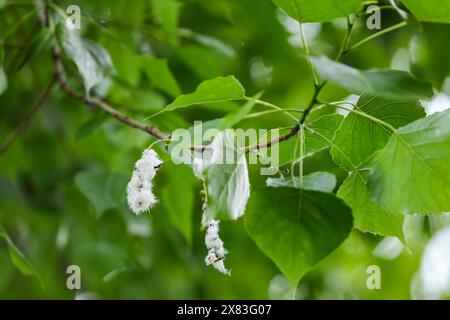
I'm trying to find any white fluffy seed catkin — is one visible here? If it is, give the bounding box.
[204,219,230,275]
[127,149,162,215]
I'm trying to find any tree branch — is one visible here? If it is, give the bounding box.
[0,79,55,156]
[246,125,300,152]
[50,40,168,140]
[35,0,168,140]
[245,15,357,153]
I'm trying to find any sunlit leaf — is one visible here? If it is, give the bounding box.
[338,170,404,239]
[166,76,245,111]
[331,95,426,171]
[402,0,450,24]
[368,109,450,214]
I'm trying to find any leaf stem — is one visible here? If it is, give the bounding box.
[335,15,356,62]
[245,125,300,152]
[299,23,319,87]
[350,21,408,52]
[245,14,358,151]
[148,138,172,150]
[243,96,299,121]
[243,108,304,120]
[35,0,168,140]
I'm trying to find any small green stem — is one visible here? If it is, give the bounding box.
[335,16,355,61]
[298,125,305,186]
[350,21,408,51]
[148,138,172,150]
[299,16,355,124]
[299,23,319,87]
[299,81,326,124]
[243,108,304,120]
[243,96,299,121]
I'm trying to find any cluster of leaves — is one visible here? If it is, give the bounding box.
[1,0,450,298]
[157,0,450,289]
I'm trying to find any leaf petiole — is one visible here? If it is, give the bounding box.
[350,21,408,51]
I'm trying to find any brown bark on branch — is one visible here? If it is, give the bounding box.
[34,0,168,140]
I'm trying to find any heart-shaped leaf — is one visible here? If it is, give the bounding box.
[245,187,352,287]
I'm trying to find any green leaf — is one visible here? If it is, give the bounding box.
[179,45,222,80]
[338,170,404,239]
[141,55,181,98]
[76,109,108,139]
[103,42,141,87]
[368,109,450,214]
[58,26,113,94]
[273,0,364,23]
[388,0,421,28]
[166,76,245,111]
[311,56,434,100]
[0,225,43,288]
[402,0,450,24]
[151,0,181,45]
[0,0,6,9]
[409,24,450,89]
[74,171,127,217]
[0,66,6,95]
[16,27,53,71]
[204,131,250,221]
[161,163,196,244]
[331,95,426,171]
[169,92,259,134]
[245,187,352,287]
[279,113,343,166]
[178,28,236,57]
[267,172,337,193]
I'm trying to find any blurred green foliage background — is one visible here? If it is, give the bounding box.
[0,0,449,299]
